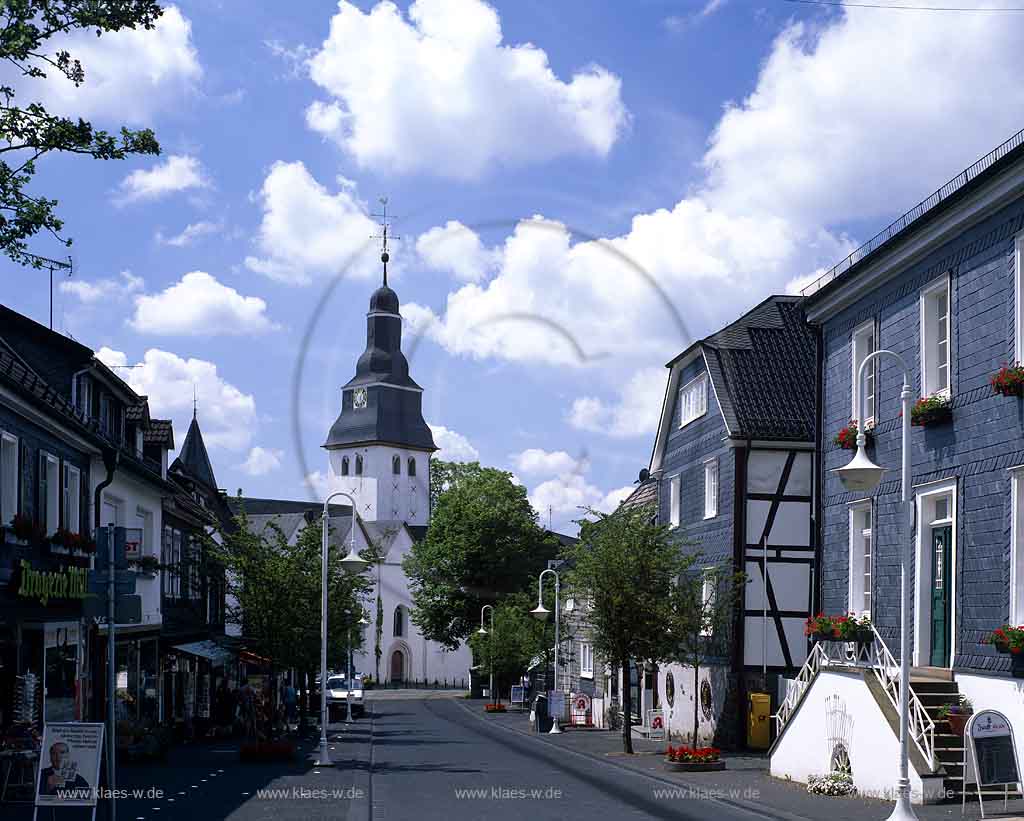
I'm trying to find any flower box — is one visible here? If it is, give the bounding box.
[983,625,1024,655]
[665,745,722,769]
[484,703,506,713]
[911,395,952,427]
[663,759,726,772]
[833,421,872,451]
[992,363,1024,397]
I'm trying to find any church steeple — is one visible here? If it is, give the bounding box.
[171,413,218,490]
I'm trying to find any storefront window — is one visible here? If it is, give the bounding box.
[44,623,79,722]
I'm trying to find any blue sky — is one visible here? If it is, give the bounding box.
[5,0,1024,533]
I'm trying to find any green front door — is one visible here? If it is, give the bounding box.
[930,525,952,667]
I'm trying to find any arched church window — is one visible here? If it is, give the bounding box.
[341,456,349,476]
[407,457,416,477]
[393,606,404,637]
[392,455,401,475]
[355,455,363,476]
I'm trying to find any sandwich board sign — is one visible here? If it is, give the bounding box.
[962,709,1020,817]
[34,722,105,821]
[647,709,666,740]
[510,685,525,710]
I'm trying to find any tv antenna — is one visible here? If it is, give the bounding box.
[21,252,73,329]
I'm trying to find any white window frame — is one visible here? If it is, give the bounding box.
[41,452,59,535]
[913,479,957,667]
[669,475,681,527]
[1016,232,1024,364]
[1,431,18,525]
[703,458,718,519]
[700,568,716,637]
[852,319,878,426]
[848,501,872,618]
[580,642,594,679]
[1010,467,1024,624]
[920,275,951,398]
[678,373,708,428]
[62,464,81,534]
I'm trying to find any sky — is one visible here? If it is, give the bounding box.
[5,0,1024,534]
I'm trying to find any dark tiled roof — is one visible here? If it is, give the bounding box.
[126,400,150,424]
[621,479,658,510]
[701,296,816,442]
[145,419,174,448]
[227,496,351,518]
[170,415,217,490]
[0,337,95,436]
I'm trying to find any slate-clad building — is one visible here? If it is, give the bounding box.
[649,294,817,746]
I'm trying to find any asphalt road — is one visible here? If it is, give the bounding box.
[15,696,808,821]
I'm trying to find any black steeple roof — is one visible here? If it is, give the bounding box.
[171,413,218,490]
[324,266,436,452]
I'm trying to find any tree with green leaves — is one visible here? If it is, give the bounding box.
[666,562,746,749]
[405,461,559,648]
[0,0,163,264]
[564,504,692,754]
[467,593,545,704]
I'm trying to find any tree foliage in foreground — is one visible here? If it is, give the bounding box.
[467,593,545,703]
[0,1,163,263]
[406,460,559,649]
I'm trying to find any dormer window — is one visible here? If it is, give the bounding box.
[408,457,416,477]
[392,455,401,475]
[355,455,363,476]
[678,373,708,428]
[341,456,350,477]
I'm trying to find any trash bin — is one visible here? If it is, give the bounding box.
[532,694,552,733]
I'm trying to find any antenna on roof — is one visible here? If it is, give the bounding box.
[20,252,72,330]
[193,383,198,419]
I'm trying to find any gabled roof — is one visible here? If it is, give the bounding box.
[170,415,217,490]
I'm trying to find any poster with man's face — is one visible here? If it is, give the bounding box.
[35,722,104,807]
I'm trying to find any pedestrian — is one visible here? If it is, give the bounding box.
[282,680,297,729]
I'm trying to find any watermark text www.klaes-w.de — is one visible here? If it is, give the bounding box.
[454,786,563,800]
[256,787,366,800]
[56,787,165,800]
[651,786,761,801]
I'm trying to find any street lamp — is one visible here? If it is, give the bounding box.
[531,568,561,734]
[317,491,367,767]
[832,349,916,821]
[479,605,495,704]
[345,613,370,725]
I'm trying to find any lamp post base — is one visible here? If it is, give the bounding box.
[884,782,918,821]
[316,738,332,767]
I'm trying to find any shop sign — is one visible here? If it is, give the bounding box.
[15,560,89,606]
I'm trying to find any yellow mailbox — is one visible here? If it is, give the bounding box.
[747,692,771,749]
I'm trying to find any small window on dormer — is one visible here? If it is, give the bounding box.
[355,455,363,476]
[393,455,401,475]
[341,456,349,477]
[678,373,707,428]
[408,457,416,477]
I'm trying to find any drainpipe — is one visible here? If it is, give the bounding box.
[93,446,119,530]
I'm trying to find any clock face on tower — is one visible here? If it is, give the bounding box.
[353,387,367,409]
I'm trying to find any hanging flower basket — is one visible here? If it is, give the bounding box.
[833,421,872,451]
[911,395,952,427]
[991,363,1024,397]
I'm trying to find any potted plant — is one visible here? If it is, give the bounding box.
[911,394,952,427]
[804,613,835,643]
[937,696,973,737]
[837,614,874,657]
[991,362,1024,397]
[833,420,872,451]
[664,744,726,772]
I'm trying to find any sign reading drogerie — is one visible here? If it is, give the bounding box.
[35,722,104,807]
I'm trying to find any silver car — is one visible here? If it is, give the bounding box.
[326,675,364,718]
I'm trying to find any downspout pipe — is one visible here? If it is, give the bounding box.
[93,445,119,529]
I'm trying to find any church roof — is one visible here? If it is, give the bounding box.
[171,414,218,490]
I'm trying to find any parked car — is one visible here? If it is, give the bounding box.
[326,675,364,718]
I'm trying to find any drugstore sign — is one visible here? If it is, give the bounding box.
[14,560,89,606]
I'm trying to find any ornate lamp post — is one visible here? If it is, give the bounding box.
[530,568,561,734]
[833,349,916,821]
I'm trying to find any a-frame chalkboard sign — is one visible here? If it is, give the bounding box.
[962,709,1021,817]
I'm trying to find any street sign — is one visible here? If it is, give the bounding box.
[647,709,665,740]
[963,709,1021,818]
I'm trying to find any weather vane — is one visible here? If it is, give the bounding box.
[370,196,400,287]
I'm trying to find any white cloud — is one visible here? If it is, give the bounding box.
[416,221,498,282]
[61,270,143,303]
[129,272,279,336]
[529,473,633,521]
[156,220,222,247]
[665,0,726,32]
[512,449,583,477]
[95,347,256,452]
[568,366,667,438]
[28,5,200,124]
[428,424,479,463]
[244,161,379,284]
[239,446,284,477]
[305,0,628,178]
[118,155,209,203]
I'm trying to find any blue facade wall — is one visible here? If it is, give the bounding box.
[818,193,1024,674]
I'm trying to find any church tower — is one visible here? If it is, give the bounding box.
[323,246,436,525]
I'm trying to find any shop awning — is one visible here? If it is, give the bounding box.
[172,640,235,667]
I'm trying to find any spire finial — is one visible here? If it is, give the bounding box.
[193,383,197,419]
[370,196,400,288]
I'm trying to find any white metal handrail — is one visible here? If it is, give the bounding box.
[773,627,936,771]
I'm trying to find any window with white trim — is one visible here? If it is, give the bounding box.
[62,464,81,534]
[704,459,718,519]
[700,569,716,637]
[580,642,594,678]
[678,373,707,428]
[1016,232,1024,364]
[669,475,681,527]
[1012,468,1024,624]
[40,452,59,535]
[849,503,872,617]
[0,432,17,524]
[852,320,877,425]
[921,276,951,396]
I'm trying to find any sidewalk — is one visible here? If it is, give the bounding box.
[458,699,1024,821]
